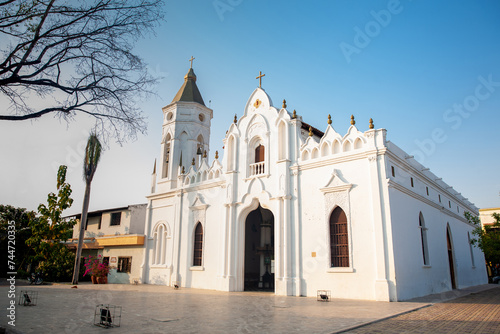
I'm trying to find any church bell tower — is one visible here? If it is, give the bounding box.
[159,58,213,188]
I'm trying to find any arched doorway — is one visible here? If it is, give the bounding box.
[244,204,274,291]
[446,226,457,289]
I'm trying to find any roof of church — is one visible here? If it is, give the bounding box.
[171,68,205,106]
[301,121,324,138]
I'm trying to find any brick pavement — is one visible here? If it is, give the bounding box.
[343,285,500,334]
[0,281,498,334]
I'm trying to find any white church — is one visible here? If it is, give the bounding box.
[139,63,488,301]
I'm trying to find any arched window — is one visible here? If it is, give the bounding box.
[255,144,265,163]
[467,232,475,267]
[162,134,171,178]
[330,207,349,267]
[193,222,203,266]
[419,213,430,265]
[152,223,168,265]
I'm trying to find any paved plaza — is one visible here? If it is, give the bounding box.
[0,281,498,334]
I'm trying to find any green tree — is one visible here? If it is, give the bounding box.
[465,211,500,264]
[0,0,164,142]
[0,205,37,276]
[72,133,102,284]
[27,165,77,281]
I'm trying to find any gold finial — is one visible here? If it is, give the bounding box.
[182,166,185,174]
[203,150,207,158]
[292,109,297,119]
[327,114,332,125]
[309,126,313,137]
[256,71,265,88]
[191,158,195,166]
[350,115,355,125]
[369,118,374,129]
[215,151,219,159]
[234,114,237,124]
[189,56,195,68]
[282,99,287,109]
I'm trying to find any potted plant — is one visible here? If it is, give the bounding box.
[83,255,110,284]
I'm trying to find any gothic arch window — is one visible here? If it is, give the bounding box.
[163,134,172,178]
[467,232,475,267]
[278,121,287,160]
[255,144,265,163]
[329,207,349,267]
[193,222,203,266]
[419,213,430,266]
[152,222,169,265]
[248,138,265,176]
[227,135,236,171]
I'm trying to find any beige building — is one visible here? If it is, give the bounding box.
[479,207,500,227]
[66,204,147,283]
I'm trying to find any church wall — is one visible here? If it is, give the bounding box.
[296,158,380,300]
[388,187,487,301]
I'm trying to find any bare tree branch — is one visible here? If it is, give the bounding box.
[0,0,165,142]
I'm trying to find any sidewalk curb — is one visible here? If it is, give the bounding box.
[332,304,433,333]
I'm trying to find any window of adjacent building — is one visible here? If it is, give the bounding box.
[193,223,203,266]
[117,257,131,273]
[426,187,429,196]
[98,216,102,230]
[438,195,441,203]
[103,257,109,265]
[449,201,451,208]
[110,212,121,226]
[411,177,414,187]
[419,213,430,266]
[391,166,395,177]
[329,207,349,268]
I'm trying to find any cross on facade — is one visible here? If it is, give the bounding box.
[256,71,265,88]
[189,56,195,68]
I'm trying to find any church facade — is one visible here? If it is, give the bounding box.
[139,65,487,301]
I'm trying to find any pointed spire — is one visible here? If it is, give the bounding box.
[171,65,205,106]
[152,159,156,174]
[327,114,332,125]
[309,126,313,137]
[282,99,287,109]
[292,110,297,119]
[369,118,374,129]
[234,114,237,124]
[350,115,355,125]
[215,151,219,159]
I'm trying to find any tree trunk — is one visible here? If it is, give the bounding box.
[71,182,92,284]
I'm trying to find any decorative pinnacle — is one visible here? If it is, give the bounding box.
[282,99,287,109]
[369,118,374,129]
[328,114,332,125]
[350,115,355,125]
[203,150,207,158]
[234,114,237,124]
[215,150,219,159]
[292,110,297,119]
[191,158,195,165]
[309,126,313,137]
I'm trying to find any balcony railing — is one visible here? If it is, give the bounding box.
[249,161,265,177]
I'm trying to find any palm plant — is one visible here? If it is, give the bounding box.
[72,133,102,284]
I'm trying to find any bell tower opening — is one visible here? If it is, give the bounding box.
[244,204,275,292]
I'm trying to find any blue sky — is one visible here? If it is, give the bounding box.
[1,0,499,214]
